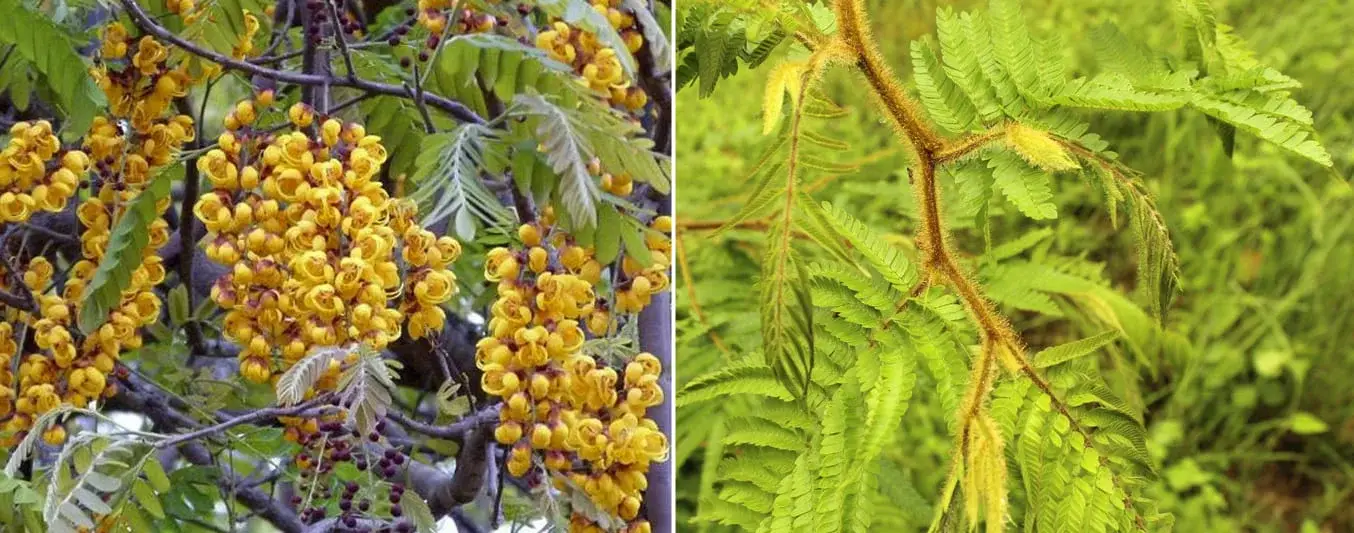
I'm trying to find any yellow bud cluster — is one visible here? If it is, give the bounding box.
[534,1,649,112]
[0,24,204,447]
[614,215,670,314]
[480,222,666,530]
[197,102,460,395]
[0,121,88,222]
[93,24,198,136]
[416,1,497,35]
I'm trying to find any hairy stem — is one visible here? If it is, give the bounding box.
[832,1,1151,528]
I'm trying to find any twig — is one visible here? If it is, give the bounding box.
[322,0,358,80]
[0,228,37,313]
[109,379,306,533]
[259,0,296,59]
[491,447,506,528]
[935,125,1007,164]
[117,0,484,125]
[173,97,206,355]
[833,0,1150,528]
[155,397,337,450]
[385,404,499,441]
[406,63,437,134]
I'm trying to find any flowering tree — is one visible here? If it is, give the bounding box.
[0,0,672,532]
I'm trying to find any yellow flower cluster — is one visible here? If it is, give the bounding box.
[616,215,671,315]
[0,24,201,447]
[0,121,87,222]
[94,25,203,134]
[196,98,460,396]
[417,0,497,35]
[534,1,649,111]
[478,221,666,532]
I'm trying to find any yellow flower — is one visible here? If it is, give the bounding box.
[484,247,520,282]
[495,421,523,445]
[536,22,577,64]
[413,269,455,306]
[133,37,168,75]
[0,192,36,223]
[101,23,129,58]
[42,425,67,446]
[507,443,532,476]
[288,103,315,128]
[321,119,342,147]
[199,149,239,190]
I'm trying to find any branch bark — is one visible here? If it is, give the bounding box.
[116,0,484,125]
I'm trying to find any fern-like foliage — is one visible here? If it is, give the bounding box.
[675,1,822,97]
[337,348,401,436]
[683,206,953,532]
[911,0,1330,318]
[275,344,355,406]
[409,123,514,240]
[509,93,669,229]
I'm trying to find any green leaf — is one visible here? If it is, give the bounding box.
[0,0,105,139]
[400,491,438,533]
[594,204,623,263]
[1287,412,1328,435]
[761,252,814,399]
[620,217,654,267]
[1190,93,1332,167]
[409,123,513,240]
[79,165,179,335]
[1034,330,1121,369]
[987,151,1057,220]
[132,480,164,519]
[143,456,171,493]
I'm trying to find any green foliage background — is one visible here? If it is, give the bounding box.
[675,0,1354,531]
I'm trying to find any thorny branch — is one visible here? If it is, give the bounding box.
[832,0,1149,527]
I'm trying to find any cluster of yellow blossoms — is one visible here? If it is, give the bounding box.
[1,25,196,447]
[477,219,668,533]
[195,95,460,408]
[417,0,497,35]
[535,1,649,111]
[620,216,672,315]
[0,121,83,222]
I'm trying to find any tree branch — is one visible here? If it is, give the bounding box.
[385,404,499,441]
[109,375,306,533]
[116,0,484,125]
[155,397,338,450]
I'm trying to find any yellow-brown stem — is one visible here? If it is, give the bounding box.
[833,2,1150,528]
[835,0,943,156]
[675,235,732,356]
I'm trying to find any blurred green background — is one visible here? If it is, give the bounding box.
[674,0,1354,531]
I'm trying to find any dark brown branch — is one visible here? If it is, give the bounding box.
[385,404,499,441]
[116,0,484,125]
[322,0,358,81]
[173,97,207,354]
[0,228,37,313]
[155,397,337,450]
